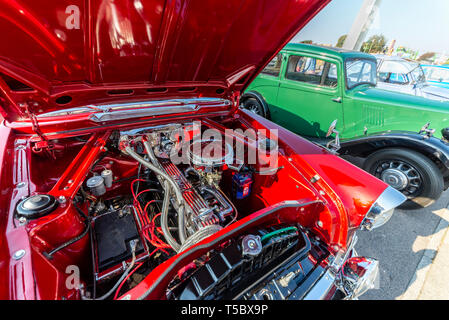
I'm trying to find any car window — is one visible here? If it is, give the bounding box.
[410,66,426,83]
[378,71,409,85]
[345,58,377,89]
[379,60,415,74]
[285,55,338,88]
[261,53,282,77]
[426,67,449,82]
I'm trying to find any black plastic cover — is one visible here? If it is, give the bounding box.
[93,209,143,272]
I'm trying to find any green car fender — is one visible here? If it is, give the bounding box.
[241,91,271,118]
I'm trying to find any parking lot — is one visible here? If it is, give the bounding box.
[357,183,449,300]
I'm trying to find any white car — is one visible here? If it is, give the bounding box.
[375,55,449,101]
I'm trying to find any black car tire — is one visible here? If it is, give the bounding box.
[243,98,267,118]
[363,148,444,210]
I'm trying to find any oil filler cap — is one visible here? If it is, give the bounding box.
[16,195,58,219]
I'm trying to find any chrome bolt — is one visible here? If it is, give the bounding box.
[58,196,67,204]
[64,186,69,190]
[13,249,26,260]
[248,240,257,249]
[317,221,323,228]
[18,217,27,225]
[68,180,74,184]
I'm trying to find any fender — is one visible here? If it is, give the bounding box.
[240,90,271,118]
[339,131,449,172]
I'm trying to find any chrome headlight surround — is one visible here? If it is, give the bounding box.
[361,186,407,231]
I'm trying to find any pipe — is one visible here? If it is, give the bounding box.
[124,143,187,246]
[143,140,187,244]
[160,181,181,252]
[124,146,183,206]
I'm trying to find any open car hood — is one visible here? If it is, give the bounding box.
[0,0,329,122]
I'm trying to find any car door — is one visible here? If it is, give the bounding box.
[273,52,344,138]
[245,53,283,111]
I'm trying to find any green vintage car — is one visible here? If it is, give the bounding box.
[242,43,449,210]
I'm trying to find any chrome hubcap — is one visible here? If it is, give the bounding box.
[375,160,422,196]
[381,168,409,190]
[246,103,261,115]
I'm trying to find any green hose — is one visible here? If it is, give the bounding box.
[261,226,298,244]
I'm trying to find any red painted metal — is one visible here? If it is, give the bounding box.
[0,0,392,300]
[0,0,330,121]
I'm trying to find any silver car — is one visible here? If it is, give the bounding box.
[375,55,449,101]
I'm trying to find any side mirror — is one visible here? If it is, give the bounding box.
[326,119,341,152]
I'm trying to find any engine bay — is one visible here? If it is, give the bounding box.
[12,116,329,300]
[87,122,250,294]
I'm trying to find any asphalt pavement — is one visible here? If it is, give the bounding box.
[345,155,449,300]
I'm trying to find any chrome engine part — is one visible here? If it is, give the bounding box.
[188,139,234,168]
[119,124,236,252]
[159,158,232,233]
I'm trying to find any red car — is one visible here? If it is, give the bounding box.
[0,0,405,300]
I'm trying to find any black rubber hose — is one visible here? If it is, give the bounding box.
[43,202,90,259]
[81,240,138,300]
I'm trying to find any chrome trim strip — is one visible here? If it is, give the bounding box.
[361,186,407,230]
[37,98,231,118]
[303,269,336,300]
[372,185,407,212]
[89,104,202,122]
[330,233,358,273]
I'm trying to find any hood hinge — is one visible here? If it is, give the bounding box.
[23,102,55,157]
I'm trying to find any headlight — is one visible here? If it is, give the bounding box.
[361,186,406,231]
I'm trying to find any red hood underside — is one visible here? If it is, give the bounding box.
[0,0,330,121]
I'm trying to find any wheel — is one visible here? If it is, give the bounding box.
[243,98,267,118]
[363,148,444,210]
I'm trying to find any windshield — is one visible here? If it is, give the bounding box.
[377,59,426,85]
[424,67,449,83]
[410,65,426,83]
[345,58,377,89]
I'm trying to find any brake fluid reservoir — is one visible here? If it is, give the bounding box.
[101,169,113,188]
[86,176,106,197]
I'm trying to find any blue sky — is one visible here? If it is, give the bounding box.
[293,0,449,54]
